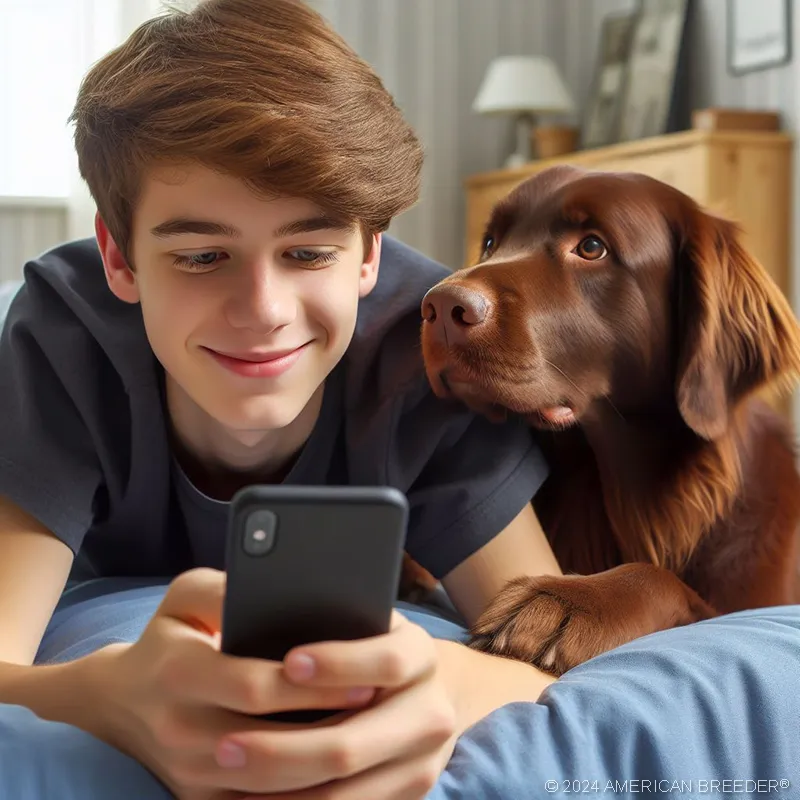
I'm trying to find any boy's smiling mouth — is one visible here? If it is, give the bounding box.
[203,343,311,378]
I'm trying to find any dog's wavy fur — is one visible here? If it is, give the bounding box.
[613,212,800,572]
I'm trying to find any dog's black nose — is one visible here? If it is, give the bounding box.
[421,285,489,338]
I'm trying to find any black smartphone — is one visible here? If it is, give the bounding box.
[220,484,409,722]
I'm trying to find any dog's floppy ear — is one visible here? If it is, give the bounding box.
[674,205,800,439]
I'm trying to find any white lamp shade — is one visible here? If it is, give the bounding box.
[472,56,575,116]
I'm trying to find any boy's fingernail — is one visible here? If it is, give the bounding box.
[346,687,374,704]
[286,653,316,681]
[216,740,247,768]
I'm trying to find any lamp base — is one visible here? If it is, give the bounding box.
[504,152,529,169]
[503,111,536,169]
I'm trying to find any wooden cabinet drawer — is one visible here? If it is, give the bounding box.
[596,147,705,202]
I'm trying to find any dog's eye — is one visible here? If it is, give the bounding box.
[481,234,495,259]
[575,235,607,261]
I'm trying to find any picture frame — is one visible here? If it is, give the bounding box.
[727,0,791,75]
[616,0,691,143]
[581,10,639,150]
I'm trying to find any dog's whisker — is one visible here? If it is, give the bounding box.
[603,394,626,421]
[541,359,589,401]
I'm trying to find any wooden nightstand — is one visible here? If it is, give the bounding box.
[464,130,793,305]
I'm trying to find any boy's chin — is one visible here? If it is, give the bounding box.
[210,396,317,435]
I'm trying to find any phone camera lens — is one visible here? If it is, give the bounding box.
[243,510,277,556]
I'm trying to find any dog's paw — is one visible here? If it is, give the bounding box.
[468,573,643,676]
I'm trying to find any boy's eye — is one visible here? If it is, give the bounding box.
[287,249,339,268]
[172,251,226,271]
[188,252,219,265]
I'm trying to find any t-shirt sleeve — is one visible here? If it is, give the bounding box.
[388,381,549,579]
[0,277,104,553]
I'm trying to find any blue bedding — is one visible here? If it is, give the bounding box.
[0,579,791,798]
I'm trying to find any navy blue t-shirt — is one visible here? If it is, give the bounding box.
[0,236,548,580]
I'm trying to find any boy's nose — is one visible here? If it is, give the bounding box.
[226,270,297,331]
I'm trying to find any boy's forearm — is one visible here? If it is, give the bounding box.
[435,639,555,735]
[0,644,125,741]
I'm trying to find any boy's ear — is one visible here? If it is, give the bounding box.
[358,233,382,298]
[95,214,140,304]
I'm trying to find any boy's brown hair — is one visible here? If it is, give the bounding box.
[70,0,423,263]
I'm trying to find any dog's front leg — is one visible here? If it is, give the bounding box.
[469,563,716,676]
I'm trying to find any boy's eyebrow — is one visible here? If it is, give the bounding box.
[150,219,240,238]
[150,215,355,239]
[273,216,356,237]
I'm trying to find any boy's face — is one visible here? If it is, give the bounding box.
[97,164,380,434]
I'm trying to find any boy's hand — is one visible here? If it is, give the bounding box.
[260,610,557,800]
[235,610,459,800]
[91,568,379,800]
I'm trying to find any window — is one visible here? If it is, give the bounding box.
[0,0,87,197]
[0,0,160,198]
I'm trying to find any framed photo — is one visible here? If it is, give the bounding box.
[728,0,791,75]
[616,0,691,143]
[581,10,638,149]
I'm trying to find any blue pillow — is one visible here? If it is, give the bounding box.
[432,606,800,799]
[16,580,800,799]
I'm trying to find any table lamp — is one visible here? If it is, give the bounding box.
[473,55,576,168]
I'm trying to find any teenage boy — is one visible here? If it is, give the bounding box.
[0,0,561,796]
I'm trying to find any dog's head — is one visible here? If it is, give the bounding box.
[420,165,800,438]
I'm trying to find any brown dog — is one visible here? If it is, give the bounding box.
[419,165,800,676]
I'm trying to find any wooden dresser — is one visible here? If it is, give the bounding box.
[464,130,793,303]
[464,129,794,417]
